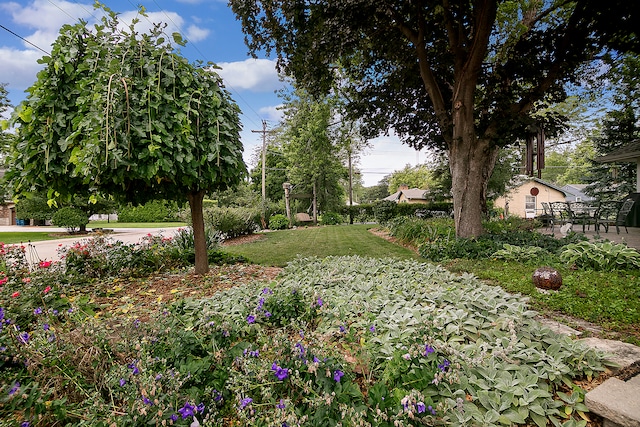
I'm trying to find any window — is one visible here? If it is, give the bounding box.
[525,195,536,218]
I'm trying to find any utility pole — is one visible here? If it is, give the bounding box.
[252,120,271,227]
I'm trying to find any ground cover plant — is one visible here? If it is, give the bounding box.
[0,250,610,426]
[387,216,640,344]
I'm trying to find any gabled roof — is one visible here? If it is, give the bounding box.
[382,188,428,202]
[508,176,568,196]
[596,139,640,163]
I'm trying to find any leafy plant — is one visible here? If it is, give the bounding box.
[560,240,640,270]
[491,243,552,262]
[203,206,260,239]
[320,212,343,225]
[269,214,290,230]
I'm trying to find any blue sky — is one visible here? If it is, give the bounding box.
[0,0,422,187]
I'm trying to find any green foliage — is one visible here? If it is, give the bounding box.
[117,200,183,222]
[203,206,260,238]
[373,200,397,223]
[269,213,290,230]
[51,206,88,233]
[491,244,552,262]
[341,203,376,223]
[14,194,55,222]
[387,216,454,245]
[388,164,431,193]
[320,212,343,225]
[560,241,640,270]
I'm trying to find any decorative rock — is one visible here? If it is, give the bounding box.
[532,267,562,290]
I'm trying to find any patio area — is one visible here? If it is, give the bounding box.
[539,225,640,251]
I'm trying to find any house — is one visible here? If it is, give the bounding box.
[560,184,596,203]
[494,177,567,219]
[383,185,429,204]
[0,201,16,226]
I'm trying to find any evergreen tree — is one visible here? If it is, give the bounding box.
[584,55,639,199]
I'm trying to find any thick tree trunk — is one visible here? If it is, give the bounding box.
[449,84,499,238]
[449,137,499,238]
[187,190,209,275]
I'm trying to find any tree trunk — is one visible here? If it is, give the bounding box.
[187,190,209,275]
[449,81,499,238]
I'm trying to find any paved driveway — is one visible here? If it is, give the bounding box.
[0,225,183,265]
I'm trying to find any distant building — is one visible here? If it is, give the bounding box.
[494,176,567,219]
[560,184,596,203]
[383,185,429,204]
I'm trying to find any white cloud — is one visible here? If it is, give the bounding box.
[185,25,210,42]
[217,59,282,92]
[259,104,284,122]
[2,0,93,33]
[0,47,45,94]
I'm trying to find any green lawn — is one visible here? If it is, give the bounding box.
[0,232,79,244]
[224,224,420,266]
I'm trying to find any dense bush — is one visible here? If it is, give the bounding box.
[320,212,343,225]
[117,200,183,222]
[203,206,260,238]
[341,203,376,223]
[387,216,455,245]
[51,206,89,232]
[373,200,398,223]
[269,214,290,230]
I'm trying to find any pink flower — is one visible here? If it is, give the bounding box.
[39,260,52,268]
[12,291,20,298]
[22,277,31,283]
[44,286,52,294]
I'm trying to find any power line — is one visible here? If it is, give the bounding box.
[0,24,50,56]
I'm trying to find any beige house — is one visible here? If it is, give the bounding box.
[383,185,429,204]
[494,177,567,219]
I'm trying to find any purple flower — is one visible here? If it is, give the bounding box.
[213,389,223,402]
[438,359,450,372]
[339,325,346,333]
[257,298,265,310]
[264,311,272,317]
[313,356,320,363]
[19,332,29,344]
[8,382,19,395]
[178,402,195,419]
[239,397,253,409]
[272,362,289,380]
[333,370,344,382]
[276,399,286,409]
[170,414,178,422]
[416,402,426,413]
[262,287,272,294]
[142,396,153,405]
[197,403,205,413]
[133,319,140,328]
[428,405,436,415]
[127,362,140,375]
[155,374,162,381]
[369,324,376,333]
[247,315,256,324]
[295,342,305,356]
[317,297,323,307]
[21,422,29,427]
[43,323,49,331]
[424,344,435,356]
[119,378,126,387]
[33,307,42,315]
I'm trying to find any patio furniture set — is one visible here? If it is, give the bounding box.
[540,199,636,234]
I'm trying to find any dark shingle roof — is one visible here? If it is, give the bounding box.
[596,139,640,163]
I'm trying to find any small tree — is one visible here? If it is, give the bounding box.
[52,207,88,233]
[5,8,245,274]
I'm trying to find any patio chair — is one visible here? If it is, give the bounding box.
[614,199,635,234]
[539,202,553,228]
[548,201,571,232]
[595,200,622,233]
[568,201,599,233]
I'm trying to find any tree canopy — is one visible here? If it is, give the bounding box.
[230,0,639,237]
[5,8,245,273]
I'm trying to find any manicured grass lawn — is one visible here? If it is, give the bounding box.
[224,224,421,266]
[0,231,79,244]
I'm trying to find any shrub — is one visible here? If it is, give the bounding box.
[373,200,397,223]
[117,200,182,222]
[269,214,290,230]
[491,243,553,262]
[387,216,454,245]
[51,207,89,233]
[320,212,343,225]
[203,206,260,238]
[560,241,640,270]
